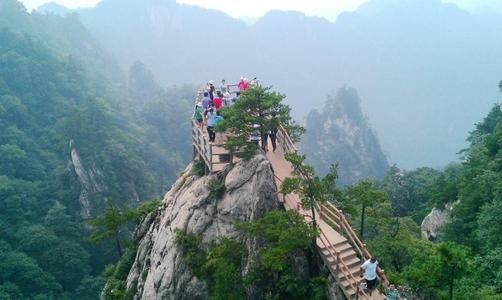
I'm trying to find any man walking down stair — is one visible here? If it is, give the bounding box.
[361,256,379,299]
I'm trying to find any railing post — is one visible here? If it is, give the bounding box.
[209,143,213,173]
[336,253,340,274]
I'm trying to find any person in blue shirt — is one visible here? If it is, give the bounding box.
[205,106,218,142]
[202,92,212,111]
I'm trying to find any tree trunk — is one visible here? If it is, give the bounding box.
[311,204,317,231]
[360,204,366,239]
[115,231,123,257]
[449,276,454,300]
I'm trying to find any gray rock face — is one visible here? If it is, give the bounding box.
[125,154,280,299]
[300,88,388,186]
[421,204,454,241]
[69,140,105,219]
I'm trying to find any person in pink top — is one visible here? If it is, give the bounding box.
[238,77,246,91]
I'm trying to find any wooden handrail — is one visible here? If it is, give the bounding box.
[275,175,370,299]
[276,123,390,289]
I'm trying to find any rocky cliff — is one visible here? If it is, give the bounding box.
[125,154,280,299]
[421,203,454,241]
[301,87,389,186]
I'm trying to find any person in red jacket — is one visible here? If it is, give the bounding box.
[213,91,222,109]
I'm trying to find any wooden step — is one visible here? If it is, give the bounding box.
[325,251,359,266]
[339,247,358,260]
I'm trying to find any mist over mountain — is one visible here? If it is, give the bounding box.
[35,2,70,15]
[301,87,389,186]
[46,0,501,169]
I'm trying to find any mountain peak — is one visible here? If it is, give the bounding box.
[356,0,443,15]
[36,2,71,15]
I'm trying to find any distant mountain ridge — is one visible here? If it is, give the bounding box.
[36,0,502,169]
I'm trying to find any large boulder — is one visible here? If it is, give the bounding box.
[125,154,280,299]
[421,204,454,241]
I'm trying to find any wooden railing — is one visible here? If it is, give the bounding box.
[275,123,390,291]
[192,119,213,172]
[275,173,370,299]
[191,87,234,173]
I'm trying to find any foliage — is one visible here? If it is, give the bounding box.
[281,152,341,232]
[174,229,207,277]
[238,210,325,299]
[207,172,227,200]
[368,216,424,274]
[218,85,303,158]
[176,211,326,299]
[88,198,132,257]
[379,165,442,221]
[191,159,206,177]
[101,245,138,300]
[130,199,161,224]
[364,102,502,298]
[403,242,470,300]
[175,230,246,299]
[343,179,388,239]
[0,2,193,297]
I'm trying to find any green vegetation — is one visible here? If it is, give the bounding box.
[101,245,138,300]
[207,171,227,200]
[281,152,340,232]
[88,198,160,257]
[218,85,304,159]
[176,210,328,300]
[344,179,388,239]
[339,101,502,299]
[191,159,207,177]
[175,230,245,300]
[0,2,191,298]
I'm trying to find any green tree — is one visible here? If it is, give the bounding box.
[477,198,502,251]
[281,152,339,233]
[74,276,105,300]
[403,242,470,300]
[218,85,303,158]
[88,198,132,257]
[237,210,324,299]
[344,179,388,239]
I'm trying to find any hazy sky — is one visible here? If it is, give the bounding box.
[20,0,502,21]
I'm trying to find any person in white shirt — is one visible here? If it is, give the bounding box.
[361,256,378,296]
[220,79,229,94]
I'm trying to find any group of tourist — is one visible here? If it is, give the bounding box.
[194,77,277,151]
[193,78,237,142]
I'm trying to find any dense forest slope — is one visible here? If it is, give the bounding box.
[365,103,502,299]
[0,1,192,298]
[49,0,502,168]
[301,87,388,185]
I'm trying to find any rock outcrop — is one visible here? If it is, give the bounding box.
[125,154,280,299]
[300,87,388,186]
[421,204,454,241]
[69,140,105,219]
